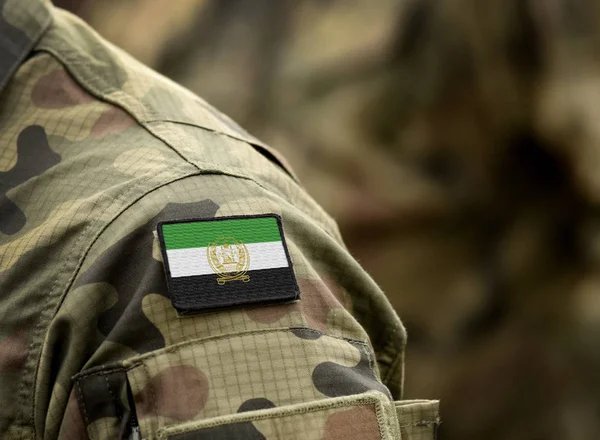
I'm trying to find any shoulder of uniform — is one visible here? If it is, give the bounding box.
[37,7,256,144]
[34,6,297,180]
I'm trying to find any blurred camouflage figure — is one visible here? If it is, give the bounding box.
[0,0,440,439]
[84,0,600,439]
[369,0,600,438]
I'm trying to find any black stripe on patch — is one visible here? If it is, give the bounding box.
[171,268,299,315]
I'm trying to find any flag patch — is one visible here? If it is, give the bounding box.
[157,214,300,314]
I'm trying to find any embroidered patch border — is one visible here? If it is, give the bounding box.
[157,214,300,314]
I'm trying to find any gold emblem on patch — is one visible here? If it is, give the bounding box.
[207,237,251,285]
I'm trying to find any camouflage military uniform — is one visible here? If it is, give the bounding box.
[0,1,438,439]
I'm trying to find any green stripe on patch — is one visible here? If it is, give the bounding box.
[162,216,281,250]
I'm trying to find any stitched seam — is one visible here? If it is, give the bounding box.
[34,40,201,173]
[144,119,298,181]
[292,327,371,347]
[46,49,270,156]
[346,340,390,398]
[124,328,288,369]
[399,419,441,428]
[159,398,382,436]
[24,166,163,434]
[373,401,388,439]
[25,178,154,428]
[104,375,122,424]
[0,1,51,93]
[382,338,406,398]
[123,327,370,370]
[73,366,126,381]
[144,118,269,149]
[75,380,92,440]
[364,341,376,372]
[70,327,370,379]
[72,328,369,379]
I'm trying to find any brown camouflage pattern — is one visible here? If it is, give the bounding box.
[0,1,437,439]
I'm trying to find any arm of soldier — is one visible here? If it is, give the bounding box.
[55,172,408,439]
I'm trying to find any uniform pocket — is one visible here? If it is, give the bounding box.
[74,328,393,440]
[157,392,441,440]
[74,327,439,439]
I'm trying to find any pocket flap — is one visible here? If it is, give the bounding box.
[159,391,400,440]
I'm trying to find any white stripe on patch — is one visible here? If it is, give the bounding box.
[166,241,289,278]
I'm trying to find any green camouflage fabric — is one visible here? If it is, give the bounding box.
[0,1,438,439]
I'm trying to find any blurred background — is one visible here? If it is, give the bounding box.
[56,0,600,438]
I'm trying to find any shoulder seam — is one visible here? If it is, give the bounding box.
[34,9,299,181]
[34,45,202,173]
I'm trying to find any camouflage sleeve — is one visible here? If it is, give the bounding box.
[54,172,438,439]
